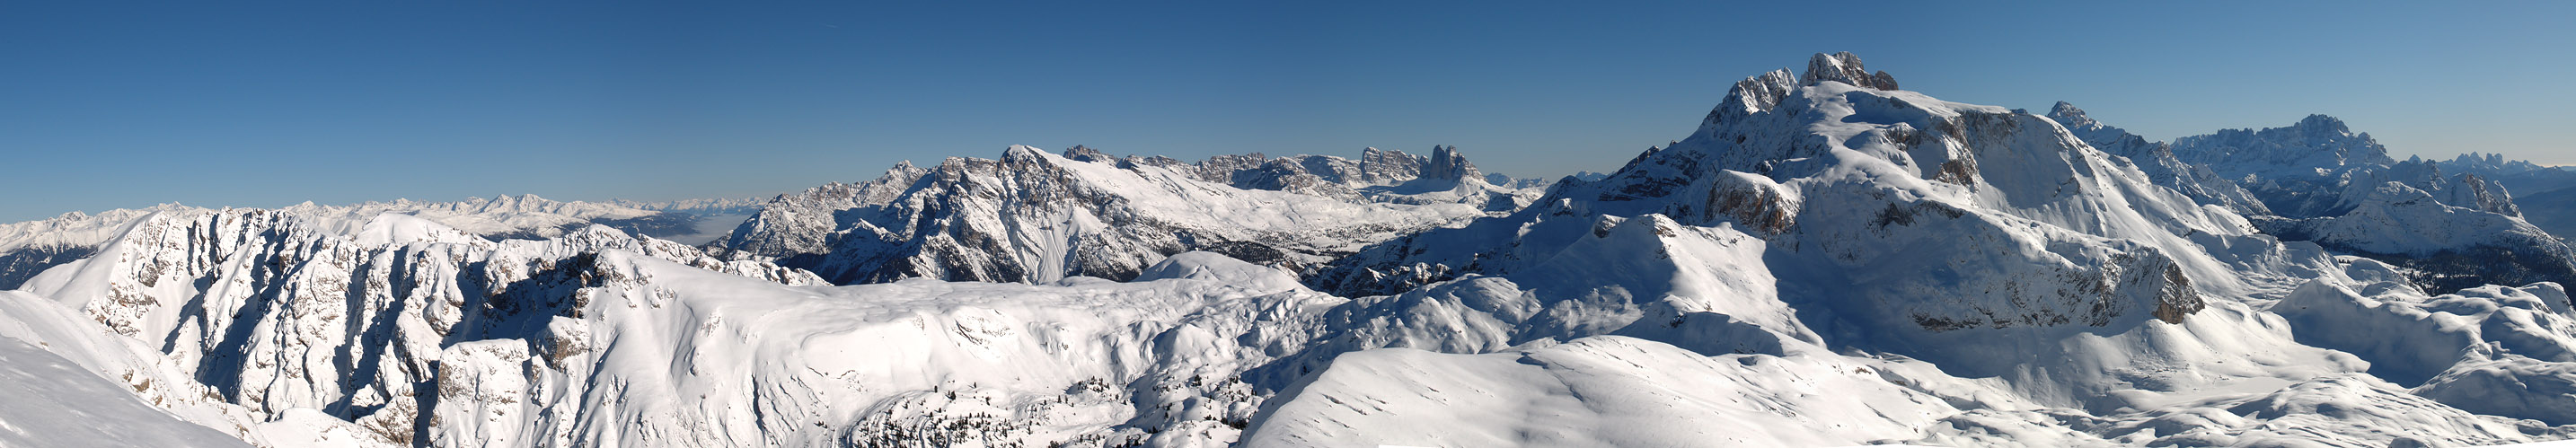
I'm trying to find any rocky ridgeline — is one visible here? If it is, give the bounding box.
[704,145,1532,285]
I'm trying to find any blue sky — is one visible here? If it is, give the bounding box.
[4,2,2571,223]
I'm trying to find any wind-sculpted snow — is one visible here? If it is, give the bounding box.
[1243,336,1963,447]
[2271,277,2576,426]
[0,335,253,448]
[15,51,2576,447]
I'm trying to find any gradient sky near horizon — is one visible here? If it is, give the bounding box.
[5,1,2572,223]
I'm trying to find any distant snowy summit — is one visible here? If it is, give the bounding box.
[2050,100,2576,293]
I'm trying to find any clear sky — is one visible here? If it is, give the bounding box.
[4,1,2571,223]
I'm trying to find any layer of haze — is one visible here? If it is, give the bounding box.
[4,1,2571,223]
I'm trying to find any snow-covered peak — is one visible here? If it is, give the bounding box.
[2171,113,2395,179]
[2046,101,2095,128]
[1706,52,1901,133]
[1313,54,2395,417]
[710,145,1495,284]
[1061,145,1114,163]
[349,213,486,247]
[1707,68,1796,127]
[1000,144,1052,163]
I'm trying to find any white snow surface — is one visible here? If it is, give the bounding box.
[0,334,252,448]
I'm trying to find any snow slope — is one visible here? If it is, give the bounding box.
[0,335,251,448]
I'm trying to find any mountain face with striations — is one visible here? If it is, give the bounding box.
[2046,102,2273,215]
[10,52,2576,448]
[703,145,1525,285]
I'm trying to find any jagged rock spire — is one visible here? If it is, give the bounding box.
[1707,69,1798,127]
[1799,52,1898,91]
[1708,52,1900,128]
[1423,145,1482,181]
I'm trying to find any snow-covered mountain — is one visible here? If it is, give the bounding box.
[704,145,1521,285]
[2047,102,2576,294]
[2169,114,2398,182]
[0,206,821,446]
[9,52,2576,447]
[1286,52,2576,445]
[2046,102,2272,215]
[2442,153,2576,240]
[0,195,778,292]
[604,197,768,216]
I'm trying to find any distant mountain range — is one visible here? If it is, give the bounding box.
[8,53,2576,447]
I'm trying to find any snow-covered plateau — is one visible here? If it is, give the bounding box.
[8,52,2576,447]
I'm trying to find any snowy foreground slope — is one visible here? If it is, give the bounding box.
[8,52,2576,447]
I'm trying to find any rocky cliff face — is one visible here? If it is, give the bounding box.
[2170,114,2397,180]
[708,162,930,260]
[2,208,819,446]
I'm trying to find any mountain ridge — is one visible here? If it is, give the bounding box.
[8,52,2576,447]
